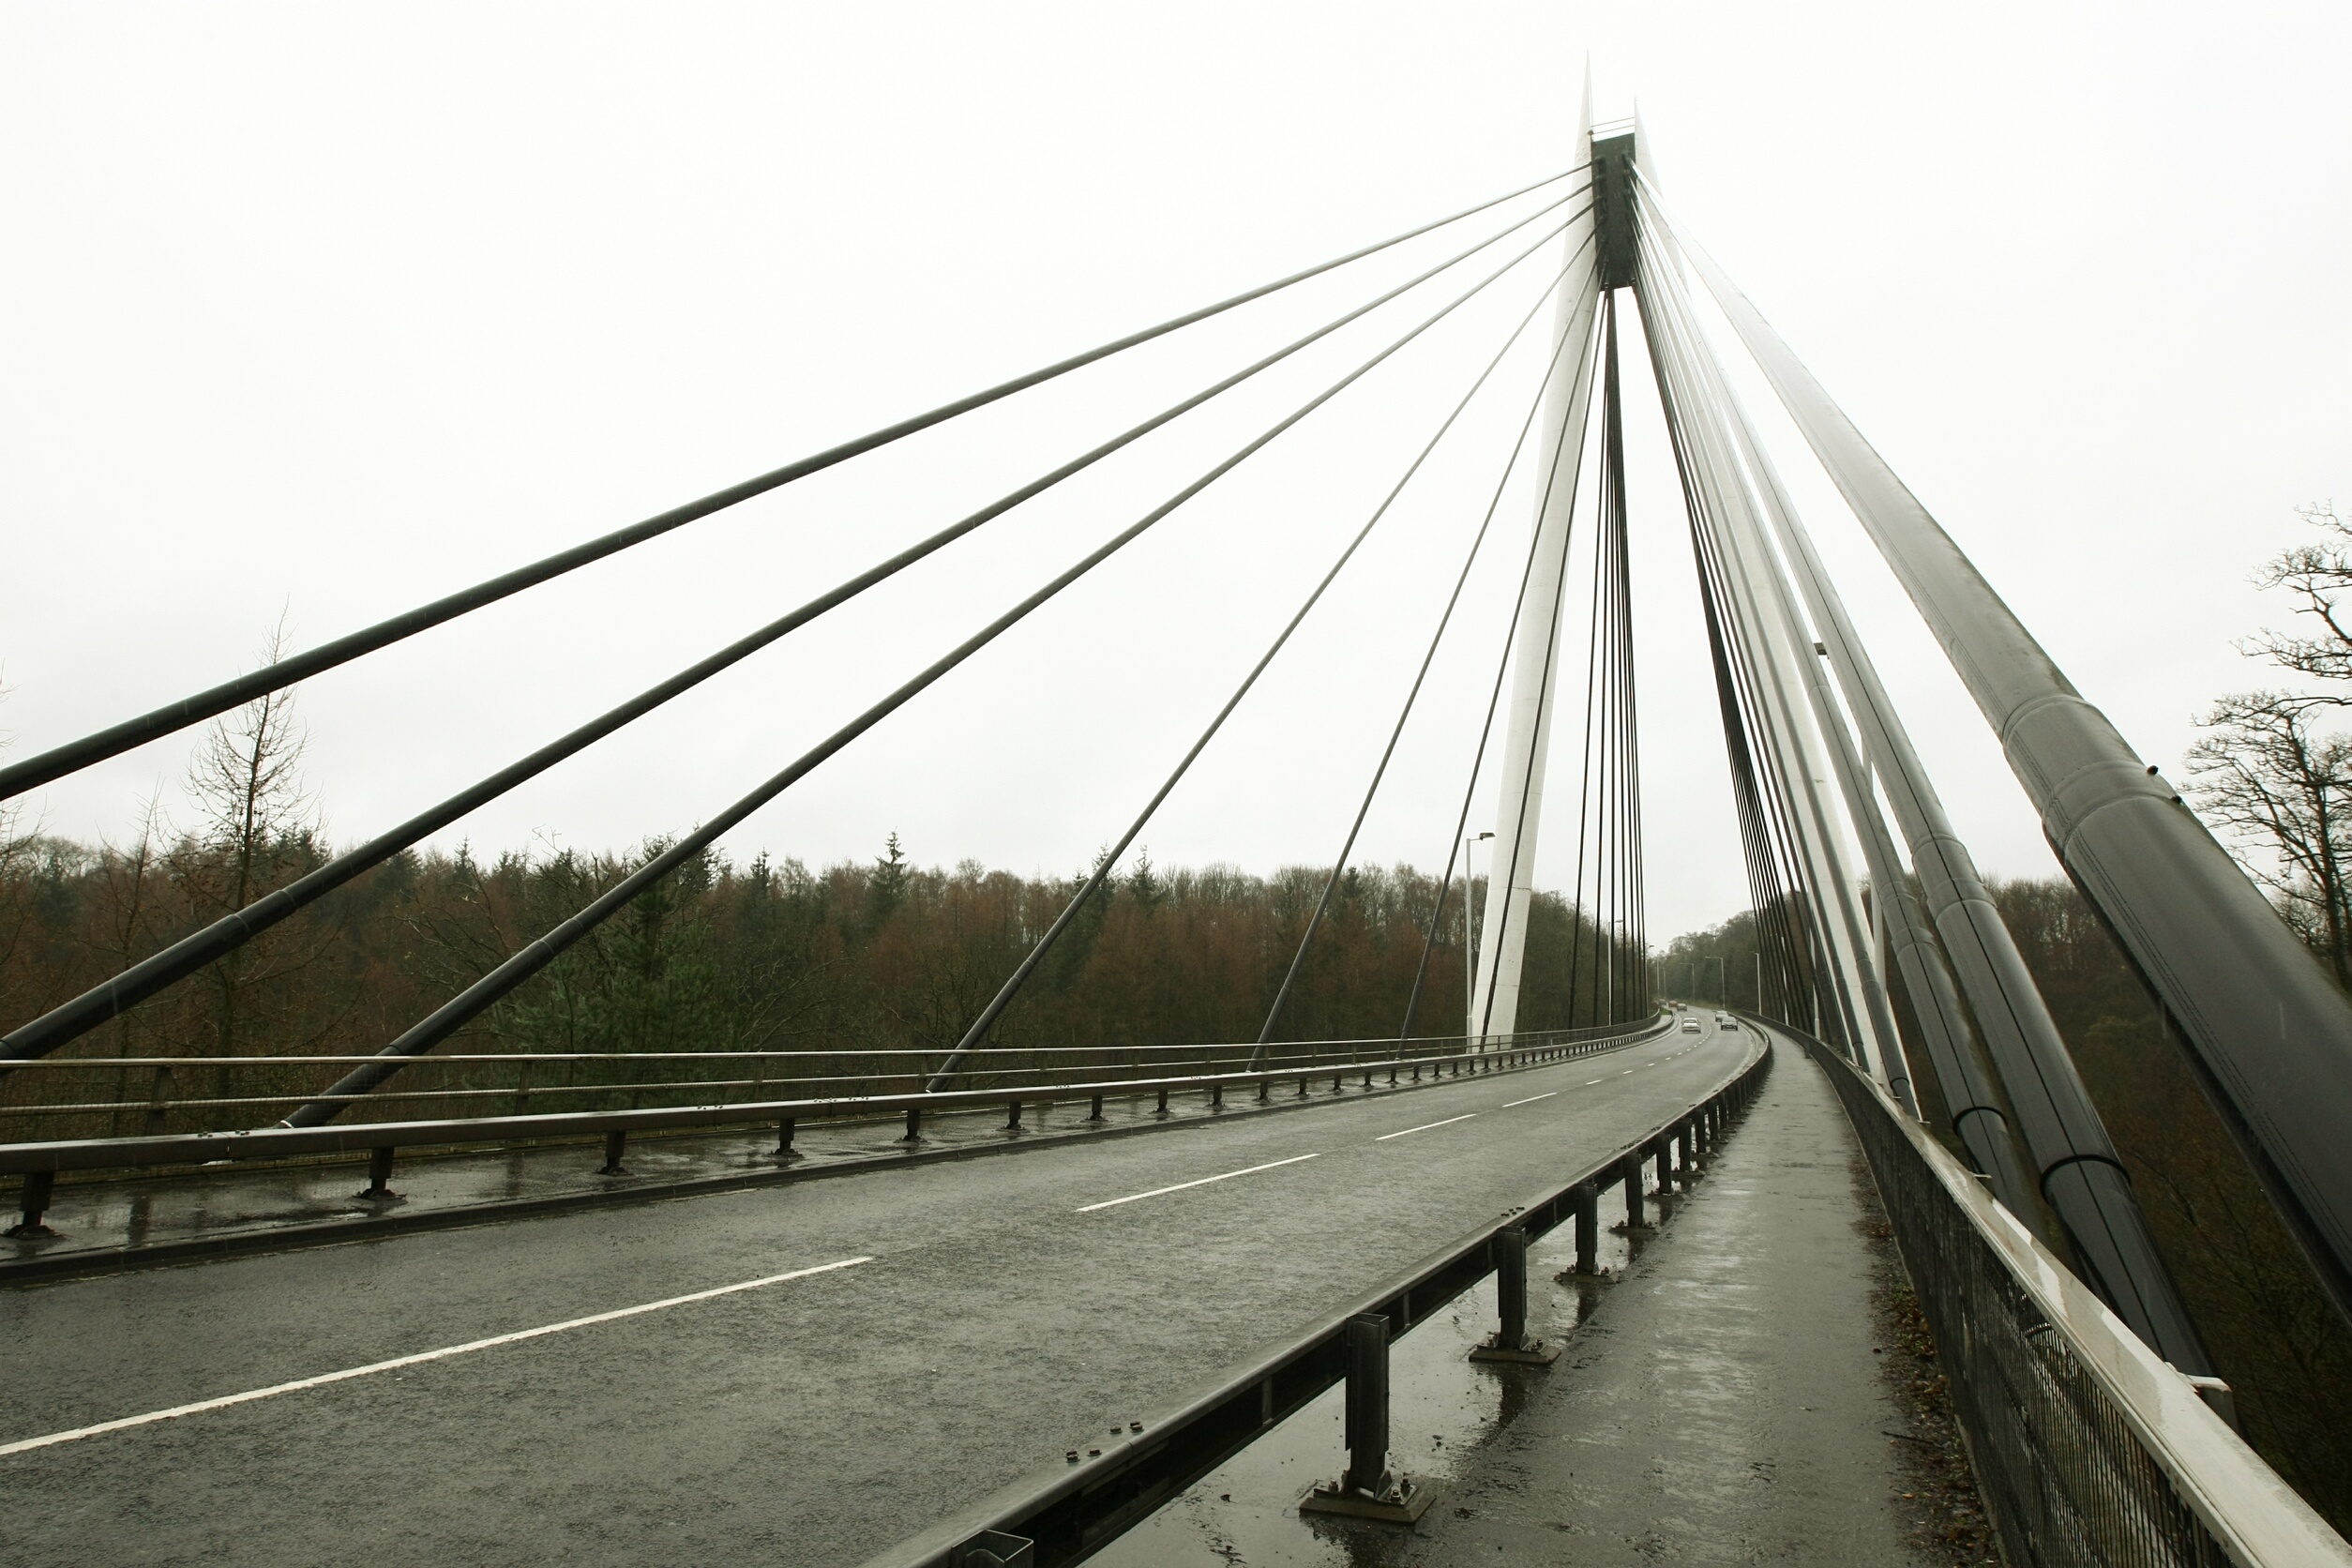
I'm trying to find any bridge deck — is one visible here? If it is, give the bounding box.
[4,1023,1741,1566]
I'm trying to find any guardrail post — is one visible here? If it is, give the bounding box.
[1154,1088,1169,1118]
[1301,1314,1435,1522]
[7,1171,56,1237]
[1623,1154,1645,1229]
[1346,1313,1388,1491]
[1257,1079,1270,1104]
[1470,1226,1560,1364]
[1005,1101,1023,1131]
[952,1530,1035,1568]
[901,1107,923,1144]
[143,1064,173,1138]
[775,1116,796,1160]
[1087,1094,1106,1123]
[1211,1083,1224,1109]
[1298,1077,1309,1097]
[1572,1181,1599,1274]
[360,1146,396,1200]
[600,1131,627,1175]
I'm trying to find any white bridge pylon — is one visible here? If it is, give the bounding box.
[1468,90,1602,1046]
[1464,98,1902,1099]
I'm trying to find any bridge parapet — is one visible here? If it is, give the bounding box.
[1802,1025,2351,1567]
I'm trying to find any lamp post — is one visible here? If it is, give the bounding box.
[1607,917,1622,1022]
[1465,831,1494,1047]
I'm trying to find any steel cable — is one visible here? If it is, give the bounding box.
[1393,324,1607,1045]
[1469,291,1610,1042]
[1247,282,1590,1057]
[0,165,1590,803]
[1635,219,1871,1055]
[276,206,1591,1125]
[0,183,1596,1067]
[927,237,1595,1089]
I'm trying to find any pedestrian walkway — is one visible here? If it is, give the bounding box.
[1389,1041,1948,1565]
[1109,1035,1968,1567]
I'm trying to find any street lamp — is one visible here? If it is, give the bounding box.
[1464,831,1494,1046]
[1607,916,1622,1022]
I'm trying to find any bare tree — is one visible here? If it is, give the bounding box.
[91,789,166,1132]
[2185,692,2352,987]
[2246,503,2352,688]
[0,671,44,1025]
[178,617,319,1059]
[2187,504,2352,987]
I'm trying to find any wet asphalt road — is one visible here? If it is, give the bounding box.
[0,1022,1750,1567]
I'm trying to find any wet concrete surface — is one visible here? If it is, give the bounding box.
[0,1025,1747,1567]
[1102,1027,1937,1567]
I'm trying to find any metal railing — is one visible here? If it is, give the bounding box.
[1802,1027,2352,1568]
[861,1032,1769,1568]
[0,1020,1650,1146]
[0,1019,1671,1199]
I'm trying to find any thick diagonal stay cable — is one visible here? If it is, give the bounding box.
[1636,247,1827,1029]
[930,241,1591,1090]
[0,164,1588,804]
[1473,326,1598,1043]
[1565,296,1618,1025]
[1394,322,1604,1043]
[1250,286,1574,1055]
[1638,219,1873,1058]
[1632,268,1809,1018]
[279,208,1588,1126]
[0,183,1592,1067]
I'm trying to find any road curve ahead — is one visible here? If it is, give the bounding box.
[0,1020,1752,1567]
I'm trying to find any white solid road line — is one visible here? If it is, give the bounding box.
[1078,1152,1320,1213]
[0,1256,873,1459]
[1501,1092,1557,1108]
[1376,1113,1478,1142]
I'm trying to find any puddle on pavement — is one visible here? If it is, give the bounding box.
[1095,1194,1678,1568]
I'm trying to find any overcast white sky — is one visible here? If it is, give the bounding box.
[4,2,2347,944]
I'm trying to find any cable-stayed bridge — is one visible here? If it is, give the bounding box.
[4,101,2351,1568]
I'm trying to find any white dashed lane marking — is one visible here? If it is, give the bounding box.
[1375,1114,1479,1142]
[1078,1153,1321,1214]
[0,1257,874,1458]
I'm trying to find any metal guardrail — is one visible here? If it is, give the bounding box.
[1802,1025,2352,1568]
[859,1028,1770,1568]
[2,1021,1675,1234]
[0,1021,1646,1138]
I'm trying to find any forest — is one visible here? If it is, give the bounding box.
[0,812,1644,1143]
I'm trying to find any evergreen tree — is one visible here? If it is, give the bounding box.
[868,832,910,933]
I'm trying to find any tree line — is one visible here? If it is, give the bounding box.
[0,766,1651,1142]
